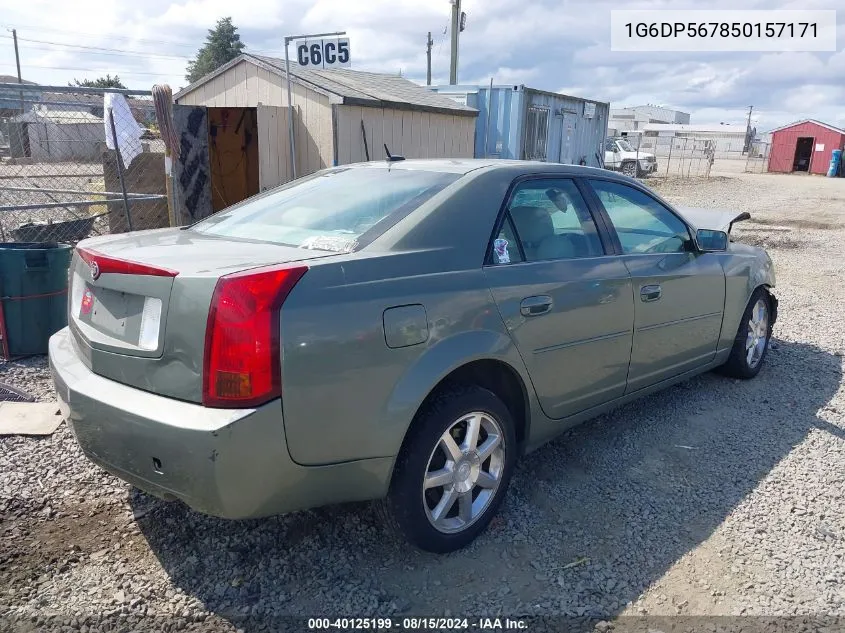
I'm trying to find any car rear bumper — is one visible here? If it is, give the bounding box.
[48,328,393,519]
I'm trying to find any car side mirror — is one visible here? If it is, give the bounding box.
[695,228,729,252]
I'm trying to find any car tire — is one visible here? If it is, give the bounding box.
[380,384,517,553]
[621,161,638,177]
[718,288,774,379]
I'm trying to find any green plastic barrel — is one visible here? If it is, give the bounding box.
[0,242,73,357]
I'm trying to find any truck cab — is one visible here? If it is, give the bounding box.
[604,137,657,177]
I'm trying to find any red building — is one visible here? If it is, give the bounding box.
[767,119,845,175]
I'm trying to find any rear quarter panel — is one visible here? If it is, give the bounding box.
[279,250,534,466]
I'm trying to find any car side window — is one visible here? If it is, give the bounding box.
[604,139,617,152]
[588,179,691,255]
[491,214,524,264]
[502,179,604,263]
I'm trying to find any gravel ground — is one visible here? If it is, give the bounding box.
[1,172,844,632]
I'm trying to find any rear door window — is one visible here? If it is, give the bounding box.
[498,179,605,263]
[191,167,461,252]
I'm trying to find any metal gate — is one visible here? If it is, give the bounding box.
[523,106,550,161]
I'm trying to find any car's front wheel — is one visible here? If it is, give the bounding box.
[718,288,774,379]
[382,385,516,553]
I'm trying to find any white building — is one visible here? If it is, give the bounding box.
[633,123,750,157]
[609,105,691,136]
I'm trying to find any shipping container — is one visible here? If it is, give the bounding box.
[429,84,609,167]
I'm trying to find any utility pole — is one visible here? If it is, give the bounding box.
[449,0,462,85]
[744,105,754,154]
[426,31,433,86]
[11,29,23,113]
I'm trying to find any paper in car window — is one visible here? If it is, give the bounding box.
[299,235,356,253]
[493,238,511,264]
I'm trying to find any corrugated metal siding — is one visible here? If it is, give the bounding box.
[428,86,523,159]
[429,85,608,167]
[175,59,334,178]
[525,90,608,167]
[480,88,524,159]
[768,121,845,175]
[335,105,475,164]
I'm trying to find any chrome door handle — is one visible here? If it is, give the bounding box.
[520,295,553,317]
[640,284,662,302]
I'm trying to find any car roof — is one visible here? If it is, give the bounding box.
[342,158,616,178]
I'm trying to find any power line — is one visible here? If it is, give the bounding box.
[0,35,189,60]
[0,62,176,77]
[1,23,198,49]
[6,41,190,62]
[2,23,279,62]
[435,23,448,61]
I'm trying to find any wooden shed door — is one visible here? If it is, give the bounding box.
[257,105,292,191]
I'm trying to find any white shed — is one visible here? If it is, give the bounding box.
[171,54,477,222]
[11,107,104,162]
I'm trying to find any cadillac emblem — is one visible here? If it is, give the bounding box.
[89,260,100,280]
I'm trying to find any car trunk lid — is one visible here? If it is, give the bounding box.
[68,228,332,402]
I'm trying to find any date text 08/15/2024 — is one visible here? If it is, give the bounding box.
[307,618,528,630]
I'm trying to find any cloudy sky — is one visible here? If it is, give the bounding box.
[1,0,843,130]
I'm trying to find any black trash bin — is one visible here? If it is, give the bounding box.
[0,242,73,358]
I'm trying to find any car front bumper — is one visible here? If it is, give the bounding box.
[49,328,393,519]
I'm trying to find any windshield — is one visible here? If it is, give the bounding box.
[616,139,635,152]
[190,167,461,252]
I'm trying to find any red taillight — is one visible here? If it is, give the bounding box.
[202,264,307,408]
[77,247,178,278]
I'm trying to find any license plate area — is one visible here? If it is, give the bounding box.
[77,284,153,348]
[68,261,173,358]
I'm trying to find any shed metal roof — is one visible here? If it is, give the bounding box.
[768,119,845,135]
[12,108,103,124]
[0,75,36,85]
[641,123,748,134]
[430,83,609,107]
[174,54,477,117]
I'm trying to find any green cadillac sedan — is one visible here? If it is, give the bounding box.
[49,159,777,552]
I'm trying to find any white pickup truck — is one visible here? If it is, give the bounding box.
[604,137,658,177]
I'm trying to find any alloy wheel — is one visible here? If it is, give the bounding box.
[422,412,505,534]
[746,298,769,368]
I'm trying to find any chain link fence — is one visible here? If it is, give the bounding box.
[615,133,778,179]
[0,83,170,244]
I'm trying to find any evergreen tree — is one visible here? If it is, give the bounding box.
[70,74,126,89]
[186,17,245,83]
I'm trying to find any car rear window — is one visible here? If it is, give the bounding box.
[190,167,461,252]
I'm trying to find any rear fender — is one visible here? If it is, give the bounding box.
[377,329,537,460]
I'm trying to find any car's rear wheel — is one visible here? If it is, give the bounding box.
[381,385,516,553]
[718,288,773,379]
[621,161,638,177]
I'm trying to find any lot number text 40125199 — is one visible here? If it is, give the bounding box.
[307,617,528,630]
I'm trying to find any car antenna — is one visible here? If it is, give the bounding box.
[384,144,405,162]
